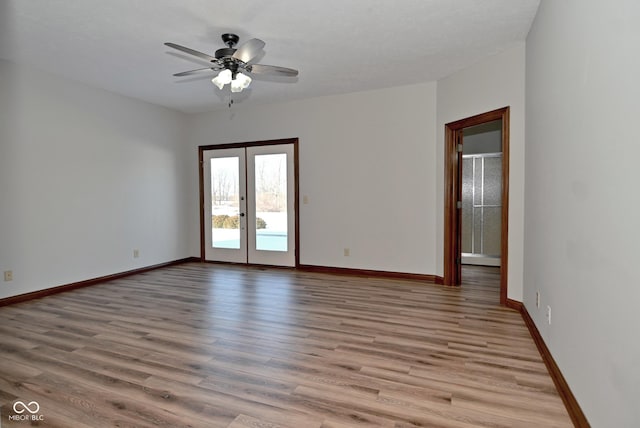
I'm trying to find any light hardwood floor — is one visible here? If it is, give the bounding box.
[0,263,573,427]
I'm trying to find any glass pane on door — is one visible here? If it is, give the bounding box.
[210,157,240,249]
[254,153,288,252]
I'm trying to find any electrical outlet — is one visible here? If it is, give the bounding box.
[4,270,13,282]
[343,248,350,257]
[536,291,540,308]
[133,249,140,258]
[546,305,551,325]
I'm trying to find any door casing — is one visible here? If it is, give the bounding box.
[444,107,509,304]
[199,138,299,267]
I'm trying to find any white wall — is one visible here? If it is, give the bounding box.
[436,44,527,301]
[187,83,438,274]
[0,60,191,299]
[525,1,640,426]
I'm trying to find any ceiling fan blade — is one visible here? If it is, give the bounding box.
[164,42,217,63]
[232,38,265,64]
[249,64,298,77]
[173,67,220,77]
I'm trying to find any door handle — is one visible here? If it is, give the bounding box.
[240,213,245,217]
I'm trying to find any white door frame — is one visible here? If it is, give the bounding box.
[199,138,299,267]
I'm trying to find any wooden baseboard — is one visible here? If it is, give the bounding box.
[505,298,523,312]
[515,302,590,427]
[298,264,440,283]
[199,260,443,283]
[0,257,200,307]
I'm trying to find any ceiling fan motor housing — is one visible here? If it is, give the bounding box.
[215,47,236,59]
[216,33,242,69]
[216,34,242,72]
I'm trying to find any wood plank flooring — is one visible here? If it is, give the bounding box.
[0,263,573,427]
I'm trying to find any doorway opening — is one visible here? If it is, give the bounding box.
[444,107,509,304]
[199,138,299,267]
[462,120,502,267]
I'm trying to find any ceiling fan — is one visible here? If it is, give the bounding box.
[164,33,298,93]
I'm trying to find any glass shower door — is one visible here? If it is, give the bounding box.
[461,153,502,266]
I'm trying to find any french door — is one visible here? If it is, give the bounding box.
[202,143,296,266]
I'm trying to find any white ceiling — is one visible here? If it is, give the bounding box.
[0,0,540,113]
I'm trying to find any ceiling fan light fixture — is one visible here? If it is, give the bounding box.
[212,69,232,89]
[230,72,252,92]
